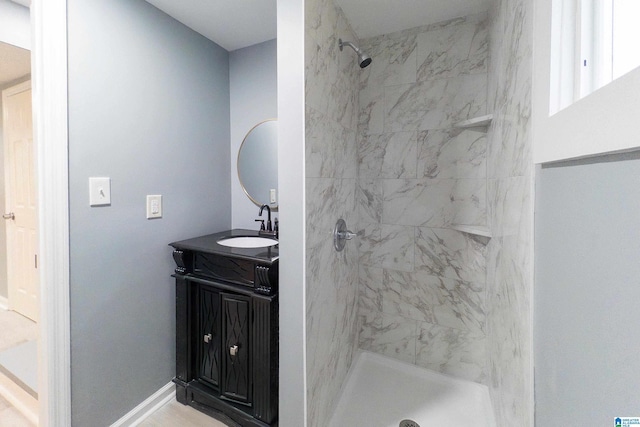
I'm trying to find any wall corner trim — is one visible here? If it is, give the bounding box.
[109,382,176,427]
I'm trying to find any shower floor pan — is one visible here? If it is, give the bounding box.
[329,351,496,427]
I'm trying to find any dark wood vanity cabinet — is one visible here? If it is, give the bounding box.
[171,230,278,427]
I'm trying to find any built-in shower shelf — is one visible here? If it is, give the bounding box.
[451,224,492,238]
[454,114,493,130]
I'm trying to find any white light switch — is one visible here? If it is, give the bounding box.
[146,195,162,219]
[270,188,277,204]
[89,177,111,206]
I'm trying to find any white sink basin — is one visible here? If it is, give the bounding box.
[217,236,278,249]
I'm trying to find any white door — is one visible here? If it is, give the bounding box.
[3,80,38,322]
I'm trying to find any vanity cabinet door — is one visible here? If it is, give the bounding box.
[198,287,222,388]
[220,292,251,405]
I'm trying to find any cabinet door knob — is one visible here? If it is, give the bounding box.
[203,333,212,343]
[230,345,238,356]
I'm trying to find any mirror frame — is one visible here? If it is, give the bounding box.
[237,118,278,210]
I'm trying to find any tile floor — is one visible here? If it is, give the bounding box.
[140,399,228,427]
[0,393,35,426]
[0,309,38,426]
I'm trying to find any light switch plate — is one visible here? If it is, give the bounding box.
[270,188,277,204]
[89,177,111,206]
[146,195,162,219]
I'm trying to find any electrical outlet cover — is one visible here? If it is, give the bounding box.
[146,195,162,219]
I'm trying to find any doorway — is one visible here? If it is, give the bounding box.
[0,40,38,425]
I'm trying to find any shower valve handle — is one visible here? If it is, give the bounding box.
[338,230,356,240]
[334,219,356,251]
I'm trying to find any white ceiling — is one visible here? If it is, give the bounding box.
[151,0,491,51]
[145,0,276,52]
[335,0,492,39]
[9,0,29,7]
[0,42,30,88]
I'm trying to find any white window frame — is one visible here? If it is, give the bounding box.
[550,0,614,113]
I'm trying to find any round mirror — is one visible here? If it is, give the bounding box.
[237,119,278,208]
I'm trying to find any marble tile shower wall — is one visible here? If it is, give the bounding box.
[305,0,361,426]
[356,14,490,384]
[486,0,534,425]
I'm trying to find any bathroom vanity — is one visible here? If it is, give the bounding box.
[170,229,279,427]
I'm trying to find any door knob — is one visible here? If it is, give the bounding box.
[2,213,14,220]
[230,345,238,356]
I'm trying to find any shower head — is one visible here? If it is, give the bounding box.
[339,38,372,68]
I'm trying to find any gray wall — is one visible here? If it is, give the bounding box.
[67,0,230,425]
[229,39,277,229]
[535,153,640,426]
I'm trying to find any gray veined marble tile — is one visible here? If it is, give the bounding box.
[358,265,384,313]
[490,389,530,427]
[356,179,383,224]
[305,37,339,118]
[417,129,487,180]
[305,0,338,56]
[358,84,384,135]
[304,2,366,426]
[415,321,487,383]
[358,36,417,90]
[305,178,356,240]
[361,29,418,67]
[416,17,488,81]
[384,269,486,333]
[358,309,417,364]
[380,270,437,325]
[487,100,532,179]
[384,73,487,132]
[450,178,487,227]
[358,131,418,179]
[357,223,415,272]
[307,278,359,427]
[305,213,359,427]
[328,70,359,131]
[382,178,486,227]
[486,237,531,395]
[415,227,487,284]
[382,179,454,227]
[487,176,530,238]
[484,0,534,422]
[306,106,357,179]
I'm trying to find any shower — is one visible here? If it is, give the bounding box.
[338,38,372,68]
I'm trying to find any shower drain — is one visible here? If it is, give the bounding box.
[399,420,421,427]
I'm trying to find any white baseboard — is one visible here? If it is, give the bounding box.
[110,382,175,427]
[0,296,8,310]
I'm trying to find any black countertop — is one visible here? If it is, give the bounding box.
[170,229,279,264]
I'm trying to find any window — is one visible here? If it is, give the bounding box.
[550,0,640,113]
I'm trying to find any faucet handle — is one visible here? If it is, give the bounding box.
[255,219,266,231]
